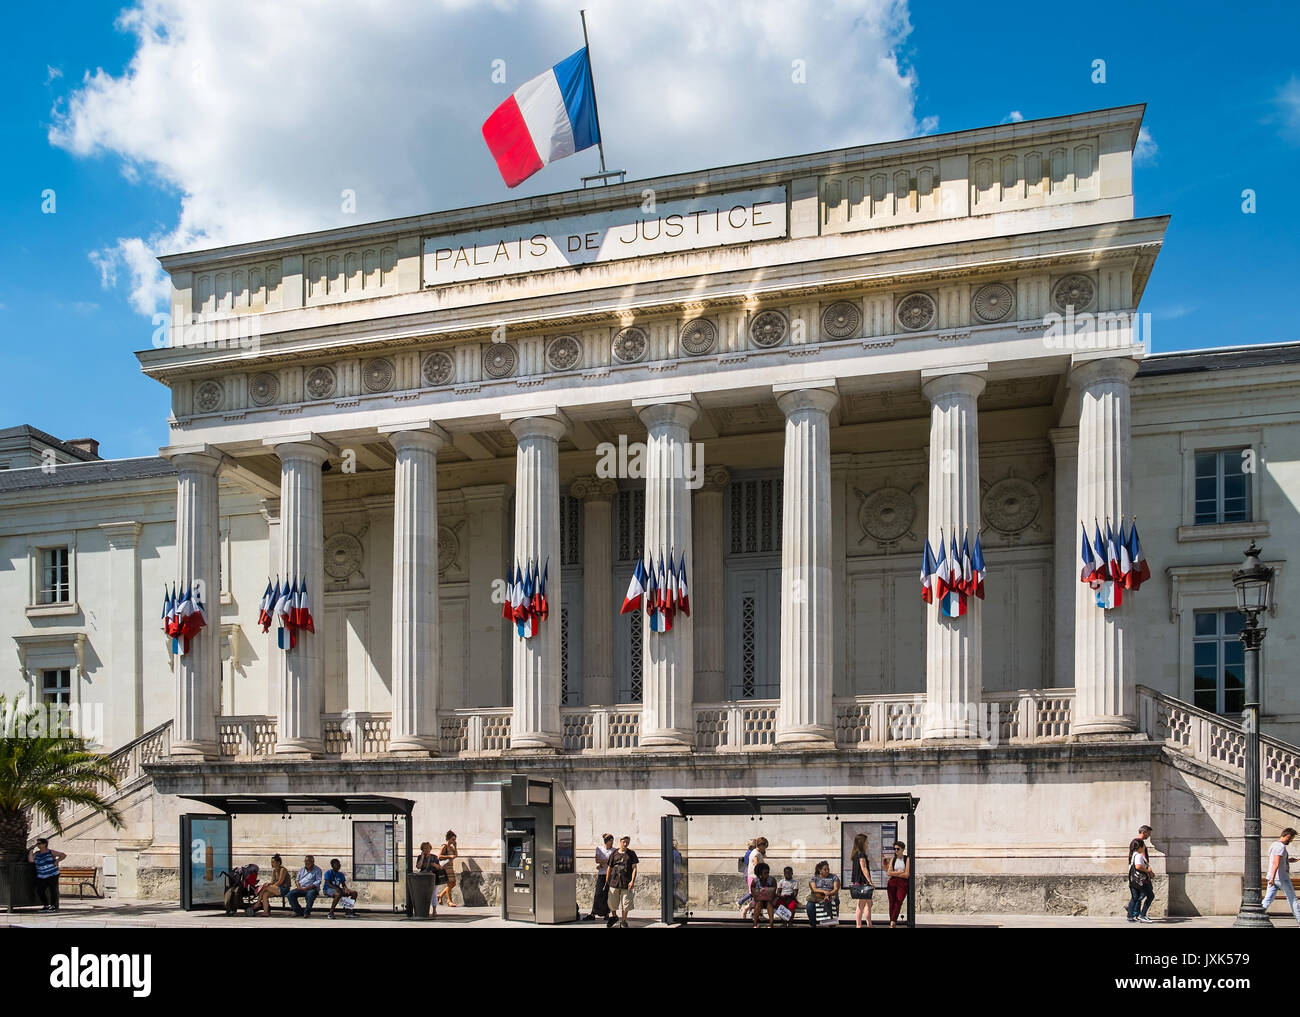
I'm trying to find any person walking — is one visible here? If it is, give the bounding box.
[849,832,876,928]
[585,833,615,921]
[604,836,638,928]
[1126,838,1155,923]
[30,838,66,913]
[740,836,768,920]
[884,840,910,928]
[1262,827,1300,923]
[436,831,459,908]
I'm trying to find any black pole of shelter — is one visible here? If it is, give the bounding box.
[579,9,608,175]
[907,804,916,928]
[404,808,414,916]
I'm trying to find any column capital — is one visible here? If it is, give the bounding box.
[570,475,618,501]
[634,396,699,430]
[504,408,570,443]
[1048,426,1080,454]
[263,433,338,462]
[98,520,142,550]
[382,420,449,454]
[159,443,235,473]
[259,498,281,526]
[774,379,838,416]
[1069,353,1140,388]
[921,366,987,402]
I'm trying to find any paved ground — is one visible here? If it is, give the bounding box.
[0,898,1279,928]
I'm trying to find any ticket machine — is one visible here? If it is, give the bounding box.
[500,774,578,924]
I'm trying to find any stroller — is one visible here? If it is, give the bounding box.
[221,864,261,915]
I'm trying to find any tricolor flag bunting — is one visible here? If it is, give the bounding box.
[482,48,601,188]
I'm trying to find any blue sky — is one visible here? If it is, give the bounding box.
[2,0,1297,459]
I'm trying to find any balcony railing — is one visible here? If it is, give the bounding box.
[213,689,1078,759]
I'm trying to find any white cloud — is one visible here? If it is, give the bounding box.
[50,0,922,315]
[1004,110,1023,123]
[46,65,63,84]
[1277,76,1300,142]
[1134,125,1157,166]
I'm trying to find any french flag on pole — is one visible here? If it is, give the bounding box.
[483,48,601,188]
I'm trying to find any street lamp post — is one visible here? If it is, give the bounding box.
[1232,540,1274,929]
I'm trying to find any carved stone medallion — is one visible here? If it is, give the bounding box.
[324,532,364,581]
[857,486,917,543]
[305,365,337,400]
[612,326,648,364]
[896,292,937,332]
[438,524,460,576]
[546,335,582,372]
[972,282,1015,323]
[983,476,1041,534]
[821,301,862,340]
[195,380,224,413]
[249,372,279,406]
[483,342,517,378]
[422,351,455,386]
[749,310,788,348]
[1052,274,1096,313]
[362,357,394,393]
[680,318,718,356]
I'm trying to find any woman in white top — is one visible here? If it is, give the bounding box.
[740,837,768,919]
[1127,838,1154,922]
[884,841,910,928]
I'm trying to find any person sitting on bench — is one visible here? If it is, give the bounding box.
[287,855,324,918]
[255,854,291,916]
[322,858,357,918]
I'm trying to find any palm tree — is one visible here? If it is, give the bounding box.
[0,697,123,864]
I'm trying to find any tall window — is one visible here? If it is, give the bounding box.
[1193,611,1245,715]
[41,668,71,706]
[1194,449,1251,525]
[40,547,70,603]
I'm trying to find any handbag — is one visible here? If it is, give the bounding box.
[849,883,874,899]
[813,899,838,926]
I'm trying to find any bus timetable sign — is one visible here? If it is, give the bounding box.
[423,186,787,287]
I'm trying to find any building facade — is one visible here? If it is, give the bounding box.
[4,104,1298,915]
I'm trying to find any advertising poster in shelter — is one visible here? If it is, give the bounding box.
[841,821,898,889]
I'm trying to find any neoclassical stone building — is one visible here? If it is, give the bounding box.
[5,104,1299,914]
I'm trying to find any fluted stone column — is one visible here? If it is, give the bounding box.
[267,436,334,756]
[1049,426,1079,687]
[1071,355,1140,733]
[165,448,226,758]
[99,521,143,745]
[506,412,567,750]
[922,369,985,740]
[571,476,617,706]
[384,423,449,754]
[775,382,838,747]
[635,396,698,749]
[692,466,730,703]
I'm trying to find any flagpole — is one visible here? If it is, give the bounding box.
[579,9,610,175]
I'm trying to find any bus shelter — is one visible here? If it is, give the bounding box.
[660,793,918,927]
[177,793,414,914]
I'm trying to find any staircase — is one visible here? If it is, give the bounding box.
[1137,684,1300,811]
[29,720,172,840]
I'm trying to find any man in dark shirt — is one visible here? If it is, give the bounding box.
[604,836,638,928]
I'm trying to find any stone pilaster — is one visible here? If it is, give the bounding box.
[635,396,698,749]
[99,521,143,745]
[383,423,449,754]
[505,412,568,751]
[921,369,985,740]
[774,382,838,747]
[692,466,730,704]
[571,476,617,706]
[1071,355,1140,733]
[267,436,334,757]
[163,447,226,758]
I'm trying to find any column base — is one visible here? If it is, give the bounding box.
[921,727,984,741]
[386,735,438,757]
[386,746,437,758]
[639,729,694,751]
[775,726,834,750]
[510,736,561,754]
[274,738,322,759]
[1233,903,1274,929]
[169,741,219,761]
[1071,721,1140,738]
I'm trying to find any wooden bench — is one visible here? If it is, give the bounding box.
[58,867,101,899]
